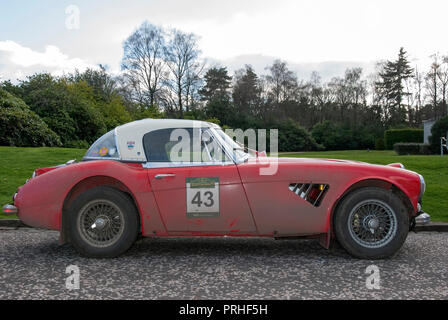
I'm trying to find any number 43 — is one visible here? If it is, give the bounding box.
[191,191,214,207]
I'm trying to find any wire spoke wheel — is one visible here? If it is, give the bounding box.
[348,199,397,249]
[77,199,125,248]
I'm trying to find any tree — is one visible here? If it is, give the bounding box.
[425,55,441,120]
[164,29,202,117]
[428,116,448,153]
[0,88,61,147]
[412,66,424,126]
[344,68,367,128]
[17,73,107,146]
[68,68,132,131]
[265,60,298,105]
[376,48,414,126]
[437,55,448,117]
[121,22,166,108]
[278,120,322,152]
[199,67,233,125]
[19,73,76,144]
[232,65,262,117]
[69,66,117,103]
[199,67,232,101]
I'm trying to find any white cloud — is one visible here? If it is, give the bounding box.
[0,40,97,80]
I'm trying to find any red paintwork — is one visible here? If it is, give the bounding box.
[12,157,422,247]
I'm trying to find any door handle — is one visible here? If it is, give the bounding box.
[155,174,176,179]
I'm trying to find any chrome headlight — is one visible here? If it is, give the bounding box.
[418,174,426,201]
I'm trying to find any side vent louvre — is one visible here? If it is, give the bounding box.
[289,183,329,207]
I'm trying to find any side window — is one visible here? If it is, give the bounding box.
[84,130,119,160]
[143,128,174,162]
[143,128,231,163]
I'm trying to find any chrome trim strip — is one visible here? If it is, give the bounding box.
[208,128,237,163]
[114,127,122,160]
[83,156,121,161]
[142,161,235,169]
[155,174,176,179]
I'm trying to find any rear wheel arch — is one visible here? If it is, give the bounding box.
[60,176,142,243]
[329,179,414,235]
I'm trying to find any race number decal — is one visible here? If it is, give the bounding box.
[186,177,220,218]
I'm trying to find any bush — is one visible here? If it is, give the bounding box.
[278,120,322,152]
[0,88,61,147]
[393,143,431,155]
[375,138,385,150]
[311,121,375,151]
[429,116,448,153]
[384,129,423,149]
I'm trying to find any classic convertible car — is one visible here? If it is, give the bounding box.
[3,119,428,259]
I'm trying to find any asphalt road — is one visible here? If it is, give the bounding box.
[0,228,447,299]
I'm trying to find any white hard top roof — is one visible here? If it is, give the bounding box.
[117,118,219,133]
[115,119,221,162]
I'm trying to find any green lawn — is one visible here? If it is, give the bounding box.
[280,150,448,222]
[0,147,447,222]
[0,147,86,219]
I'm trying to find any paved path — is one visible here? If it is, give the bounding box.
[0,228,447,299]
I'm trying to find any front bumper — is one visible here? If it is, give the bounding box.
[2,204,18,215]
[416,212,431,225]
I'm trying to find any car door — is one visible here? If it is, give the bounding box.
[143,127,257,234]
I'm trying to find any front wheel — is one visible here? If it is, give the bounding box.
[334,187,409,259]
[67,186,139,258]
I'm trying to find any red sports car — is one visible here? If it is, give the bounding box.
[3,119,428,259]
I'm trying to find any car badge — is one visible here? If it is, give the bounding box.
[127,141,135,150]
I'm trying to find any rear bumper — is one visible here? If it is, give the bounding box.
[2,204,18,215]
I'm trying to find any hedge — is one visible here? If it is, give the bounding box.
[384,129,423,150]
[393,143,431,155]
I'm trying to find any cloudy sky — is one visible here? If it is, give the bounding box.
[1,0,448,82]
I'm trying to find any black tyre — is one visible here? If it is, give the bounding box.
[67,186,139,258]
[334,187,409,259]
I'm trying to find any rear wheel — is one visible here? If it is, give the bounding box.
[67,186,139,258]
[334,187,409,259]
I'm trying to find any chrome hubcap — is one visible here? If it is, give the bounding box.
[92,216,109,230]
[77,200,125,248]
[348,200,397,249]
[364,217,380,233]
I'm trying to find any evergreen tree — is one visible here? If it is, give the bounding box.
[377,48,414,126]
[232,65,262,117]
[199,67,233,125]
[199,67,232,101]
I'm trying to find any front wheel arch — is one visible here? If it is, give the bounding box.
[329,179,414,239]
